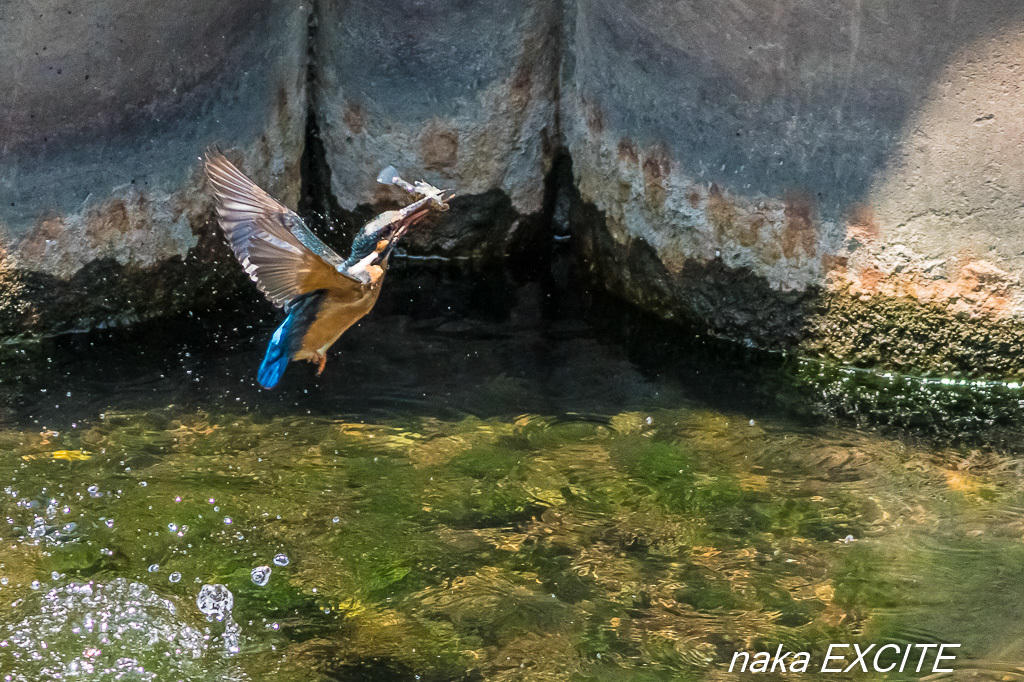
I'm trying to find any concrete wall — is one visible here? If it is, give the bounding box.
[0,0,309,334]
[5,0,1024,376]
[312,0,561,257]
[563,0,1024,375]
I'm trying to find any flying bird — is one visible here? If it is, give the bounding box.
[204,151,449,389]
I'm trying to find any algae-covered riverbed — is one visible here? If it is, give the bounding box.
[2,264,1024,681]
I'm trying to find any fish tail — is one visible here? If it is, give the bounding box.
[257,290,325,389]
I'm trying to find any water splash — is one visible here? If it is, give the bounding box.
[195,584,240,655]
[0,579,209,681]
[195,583,233,622]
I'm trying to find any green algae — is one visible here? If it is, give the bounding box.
[3,401,1021,680]
[3,272,1024,680]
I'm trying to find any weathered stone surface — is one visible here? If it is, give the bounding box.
[313,0,560,258]
[6,0,1024,379]
[563,0,1024,374]
[0,1,309,336]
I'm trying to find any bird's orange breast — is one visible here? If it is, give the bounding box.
[294,286,383,360]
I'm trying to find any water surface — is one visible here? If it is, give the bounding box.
[1,263,1023,680]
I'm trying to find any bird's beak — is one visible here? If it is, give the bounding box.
[391,204,432,242]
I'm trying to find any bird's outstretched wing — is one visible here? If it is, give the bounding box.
[204,150,361,308]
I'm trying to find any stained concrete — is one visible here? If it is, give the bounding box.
[312,0,561,257]
[562,0,1024,372]
[6,0,1024,376]
[0,0,309,334]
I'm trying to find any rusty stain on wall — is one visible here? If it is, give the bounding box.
[781,192,817,260]
[420,121,460,171]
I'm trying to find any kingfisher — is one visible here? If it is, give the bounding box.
[204,150,449,389]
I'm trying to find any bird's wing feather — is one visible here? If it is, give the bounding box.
[204,151,361,308]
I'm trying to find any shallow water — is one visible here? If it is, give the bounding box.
[2,263,1024,680]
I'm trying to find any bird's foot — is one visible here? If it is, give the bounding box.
[315,352,327,376]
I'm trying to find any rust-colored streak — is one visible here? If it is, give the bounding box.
[641,146,670,209]
[858,266,884,292]
[86,199,131,246]
[420,123,459,171]
[742,214,766,248]
[686,189,701,209]
[18,213,66,263]
[706,183,735,241]
[343,101,365,134]
[954,260,1014,314]
[846,203,879,243]
[821,253,849,274]
[781,192,817,259]
[509,60,533,107]
[617,138,638,165]
[706,185,762,249]
[583,98,604,135]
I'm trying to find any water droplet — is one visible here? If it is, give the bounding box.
[168,523,178,532]
[223,517,232,525]
[50,572,59,581]
[332,517,339,524]
[196,584,233,622]
[250,566,271,587]
[30,581,40,590]
[168,572,182,584]
[148,564,159,573]
[272,554,289,567]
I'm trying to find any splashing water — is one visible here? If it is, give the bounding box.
[195,584,240,655]
[196,583,233,622]
[0,579,210,681]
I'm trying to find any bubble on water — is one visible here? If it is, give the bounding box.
[2,578,209,679]
[223,517,232,525]
[272,554,289,567]
[87,485,101,498]
[50,572,59,581]
[196,584,234,622]
[250,566,271,587]
[29,581,40,590]
[0,577,7,585]
[168,572,181,584]
[147,564,159,573]
[195,583,241,655]
[332,517,340,524]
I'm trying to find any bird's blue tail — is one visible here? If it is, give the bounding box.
[257,291,325,389]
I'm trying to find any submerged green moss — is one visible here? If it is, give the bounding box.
[3,400,1018,680]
